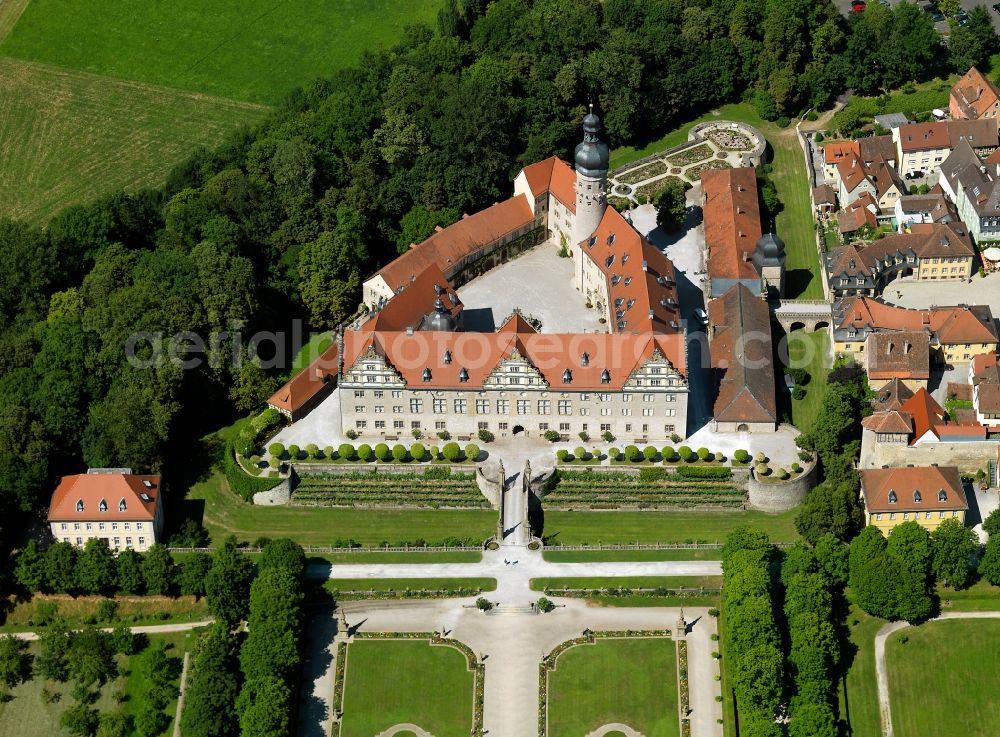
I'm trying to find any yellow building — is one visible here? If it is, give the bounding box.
[860,465,968,535]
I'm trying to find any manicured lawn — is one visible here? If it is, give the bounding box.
[542,549,720,563]
[610,102,822,299]
[186,469,496,546]
[886,619,1000,737]
[548,637,678,737]
[341,639,474,737]
[309,551,482,565]
[838,601,887,737]
[325,577,495,595]
[0,57,266,223]
[0,631,195,737]
[531,576,721,591]
[937,580,1000,612]
[0,0,442,104]
[786,328,831,433]
[0,594,210,632]
[542,509,800,545]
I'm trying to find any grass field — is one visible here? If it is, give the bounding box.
[548,638,678,737]
[531,576,721,591]
[341,639,474,737]
[0,0,441,104]
[839,602,887,737]
[542,509,799,545]
[786,328,832,433]
[309,551,482,564]
[542,549,721,563]
[0,631,195,737]
[610,102,822,299]
[187,469,496,546]
[325,577,495,595]
[0,58,267,223]
[886,619,1000,737]
[937,581,1000,612]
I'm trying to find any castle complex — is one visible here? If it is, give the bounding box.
[270,112,692,443]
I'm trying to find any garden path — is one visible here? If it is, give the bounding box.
[584,724,644,737]
[874,611,1000,737]
[9,619,214,641]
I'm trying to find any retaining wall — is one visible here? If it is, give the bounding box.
[253,478,292,505]
[747,455,818,512]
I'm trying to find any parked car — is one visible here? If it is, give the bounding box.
[852,0,866,11]
[925,4,945,21]
[994,2,1000,14]
[905,170,925,180]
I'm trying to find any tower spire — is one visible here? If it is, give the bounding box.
[572,107,610,248]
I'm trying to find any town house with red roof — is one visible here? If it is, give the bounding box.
[48,469,164,552]
[860,465,968,535]
[950,67,1000,121]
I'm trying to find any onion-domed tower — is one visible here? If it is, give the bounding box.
[752,231,786,298]
[572,105,609,248]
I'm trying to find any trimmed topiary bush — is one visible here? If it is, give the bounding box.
[345,429,358,440]
[392,444,408,462]
[557,449,569,462]
[697,447,711,461]
[625,445,642,463]
[733,449,749,464]
[478,429,494,443]
[338,443,355,461]
[322,445,334,460]
[608,447,621,462]
[643,445,657,461]
[268,443,284,459]
[574,446,587,461]
[357,444,373,462]
[287,444,301,461]
[661,446,675,462]
[464,443,480,462]
[602,431,615,442]
[544,429,561,442]
[374,443,390,462]
[678,446,693,462]
[410,443,426,462]
[442,442,461,462]
[305,443,319,459]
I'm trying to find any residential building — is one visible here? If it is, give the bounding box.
[893,119,999,177]
[823,140,859,182]
[860,465,968,535]
[837,192,879,240]
[893,192,957,231]
[836,152,905,209]
[939,139,1000,242]
[47,469,164,552]
[971,352,1000,430]
[813,184,837,215]
[825,222,976,298]
[833,297,998,363]
[864,331,930,390]
[949,67,1000,120]
[707,284,778,433]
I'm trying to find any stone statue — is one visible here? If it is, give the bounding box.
[675,607,686,639]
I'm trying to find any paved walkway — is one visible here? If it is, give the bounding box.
[585,724,643,737]
[10,619,214,641]
[874,611,1000,737]
[374,724,434,737]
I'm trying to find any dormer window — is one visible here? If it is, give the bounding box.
[600,369,611,384]
[913,490,922,503]
[459,368,469,383]
[938,489,947,502]
[99,499,108,513]
[607,234,615,245]
[605,255,614,267]
[588,236,596,248]
[443,350,452,364]
[622,254,629,264]
[611,275,621,286]
[562,369,572,384]
[624,277,632,286]
[626,299,635,310]
[422,368,432,382]
[118,499,127,512]
[888,490,897,504]
[76,499,84,513]
[581,352,590,366]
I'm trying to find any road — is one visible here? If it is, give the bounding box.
[874,611,1000,737]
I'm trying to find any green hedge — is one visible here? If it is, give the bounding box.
[223,442,282,501]
[675,465,733,480]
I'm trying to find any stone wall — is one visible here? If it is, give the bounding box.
[861,437,999,473]
[476,463,503,508]
[291,462,475,476]
[747,456,817,512]
[253,478,292,506]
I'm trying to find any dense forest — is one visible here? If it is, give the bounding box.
[0,0,994,536]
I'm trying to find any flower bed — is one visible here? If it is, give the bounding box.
[634,176,685,203]
[685,159,731,181]
[616,160,669,185]
[677,639,691,735]
[665,143,713,166]
[704,128,753,151]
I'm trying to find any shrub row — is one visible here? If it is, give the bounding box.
[224,442,282,501]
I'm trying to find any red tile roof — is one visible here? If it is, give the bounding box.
[824,140,860,165]
[861,410,913,434]
[951,67,1000,119]
[266,342,339,415]
[707,284,777,424]
[520,156,577,212]
[861,465,967,513]
[373,195,535,291]
[701,168,761,282]
[865,331,930,381]
[898,122,952,152]
[367,263,463,332]
[837,297,998,346]
[49,472,161,522]
[838,192,879,235]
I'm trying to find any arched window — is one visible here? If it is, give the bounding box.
[98,499,108,512]
[913,490,922,503]
[119,498,127,512]
[75,499,84,513]
[938,489,947,502]
[887,490,897,504]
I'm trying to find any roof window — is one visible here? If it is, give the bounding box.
[605,255,615,267]
[888,490,897,504]
[588,236,597,248]
[601,369,611,384]
[422,368,432,382]
[607,234,615,245]
[562,369,572,383]
[119,499,127,512]
[443,350,452,364]
[624,277,632,286]
[76,499,84,513]
[913,490,922,503]
[581,352,590,366]
[459,368,469,383]
[99,499,108,513]
[938,489,947,502]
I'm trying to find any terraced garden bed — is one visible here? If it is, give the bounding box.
[685,159,731,181]
[543,470,744,509]
[634,176,684,203]
[292,469,488,508]
[616,160,668,185]
[704,128,753,151]
[665,143,713,166]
